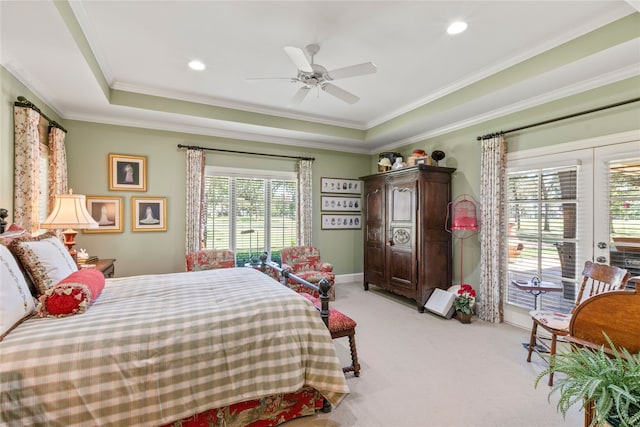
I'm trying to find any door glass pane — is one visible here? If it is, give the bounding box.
[609,160,640,288]
[507,167,578,313]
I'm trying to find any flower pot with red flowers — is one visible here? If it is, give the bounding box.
[453,284,476,324]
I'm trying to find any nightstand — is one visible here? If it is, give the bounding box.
[93,259,116,278]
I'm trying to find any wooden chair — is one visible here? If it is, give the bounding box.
[566,287,640,427]
[526,260,630,386]
[185,249,236,271]
[300,292,361,377]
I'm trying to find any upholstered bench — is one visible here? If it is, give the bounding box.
[300,293,360,377]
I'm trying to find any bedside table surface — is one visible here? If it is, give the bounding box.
[89,259,116,278]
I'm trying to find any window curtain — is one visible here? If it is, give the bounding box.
[13,106,42,234]
[478,135,507,323]
[48,126,68,210]
[185,148,206,256]
[296,159,312,246]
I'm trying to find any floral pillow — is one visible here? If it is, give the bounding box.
[37,269,105,317]
[9,233,78,296]
[0,244,37,340]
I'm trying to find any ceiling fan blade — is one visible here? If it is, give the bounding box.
[245,77,296,82]
[327,62,377,80]
[284,46,313,73]
[289,86,311,106]
[321,83,360,104]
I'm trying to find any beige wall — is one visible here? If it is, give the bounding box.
[2,65,639,282]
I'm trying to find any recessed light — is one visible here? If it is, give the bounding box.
[447,21,467,35]
[188,60,205,71]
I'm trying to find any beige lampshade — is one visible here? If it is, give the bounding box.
[41,192,99,230]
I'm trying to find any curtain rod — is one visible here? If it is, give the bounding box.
[476,97,640,141]
[177,144,315,161]
[14,96,67,133]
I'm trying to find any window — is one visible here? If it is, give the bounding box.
[204,167,297,265]
[608,160,640,280]
[506,165,579,314]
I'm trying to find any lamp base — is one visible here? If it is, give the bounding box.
[62,228,78,263]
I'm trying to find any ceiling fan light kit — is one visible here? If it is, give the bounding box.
[253,43,377,105]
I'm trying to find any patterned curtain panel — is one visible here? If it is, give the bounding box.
[296,159,313,246]
[48,126,68,210]
[13,106,41,234]
[185,148,206,257]
[478,135,507,323]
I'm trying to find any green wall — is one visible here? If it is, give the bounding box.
[2,64,639,282]
[385,77,640,289]
[64,121,369,277]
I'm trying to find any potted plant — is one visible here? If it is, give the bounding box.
[452,284,476,323]
[535,334,640,427]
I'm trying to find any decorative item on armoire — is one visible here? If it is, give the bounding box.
[391,157,405,170]
[431,150,445,166]
[377,152,401,172]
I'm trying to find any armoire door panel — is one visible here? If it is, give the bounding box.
[388,185,416,223]
[387,248,415,289]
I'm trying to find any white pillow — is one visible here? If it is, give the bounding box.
[0,244,36,339]
[9,233,78,296]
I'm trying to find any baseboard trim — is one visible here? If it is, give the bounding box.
[335,273,363,284]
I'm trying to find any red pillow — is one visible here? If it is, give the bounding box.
[37,269,105,317]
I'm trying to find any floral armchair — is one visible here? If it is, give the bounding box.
[185,249,236,272]
[280,246,335,300]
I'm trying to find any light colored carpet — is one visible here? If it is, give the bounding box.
[286,281,581,427]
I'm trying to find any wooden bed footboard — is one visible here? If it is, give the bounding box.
[258,253,331,329]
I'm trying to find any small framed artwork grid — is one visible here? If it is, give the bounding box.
[321,214,361,230]
[321,196,361,212]
[321,177,361,195]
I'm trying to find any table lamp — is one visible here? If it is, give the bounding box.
[41,190,99,261]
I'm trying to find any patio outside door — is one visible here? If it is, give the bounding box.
[505,139,639,329]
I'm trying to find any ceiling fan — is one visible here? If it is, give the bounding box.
[247,43,377,105]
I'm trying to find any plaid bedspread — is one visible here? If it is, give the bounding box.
[0,267,349,426]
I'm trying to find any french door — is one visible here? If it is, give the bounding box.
[505,138,639,328]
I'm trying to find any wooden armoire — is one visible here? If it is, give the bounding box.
[360,165,455,311]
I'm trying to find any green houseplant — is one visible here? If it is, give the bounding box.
[535,334,640,427]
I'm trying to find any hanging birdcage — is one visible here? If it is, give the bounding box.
[451,198,479,231]
[446,195,480,288]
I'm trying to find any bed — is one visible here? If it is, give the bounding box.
[0,231,349,427]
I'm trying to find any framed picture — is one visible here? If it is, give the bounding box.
[321,214,362,230]
[321,177,362,194]
[109,153,147,191]
[321,196,361,212]
[84,196,123,233]
[132,197,167,232]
